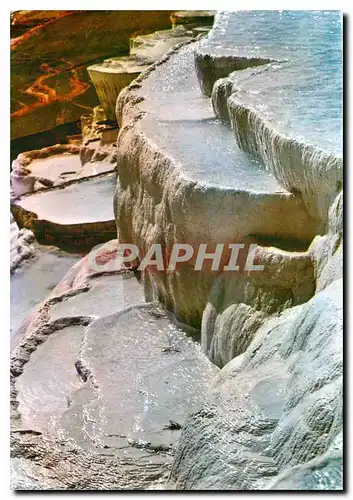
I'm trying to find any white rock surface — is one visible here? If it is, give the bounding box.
[88,26,194,120]
[201,246,314,366]
[116,41,319,327]
[207,11,342,225]
[169,279,343,490]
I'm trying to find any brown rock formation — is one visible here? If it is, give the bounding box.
[11,10,174,139]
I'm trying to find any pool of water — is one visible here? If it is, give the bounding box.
[17,174,116,224]
[200,11,342,155]
[16,324,85,433]
[11,241,82,350]
[49,273,145,321]
[15,301,218,458]
[56,304,218,451]
[140,44,286,193]
[29,154,82,183]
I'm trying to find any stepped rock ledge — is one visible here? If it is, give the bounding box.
[11,10,343,491]
[115,11,343,490]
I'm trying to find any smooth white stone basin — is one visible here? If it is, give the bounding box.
[17,174,116,225]
[139,44,286,193]
[49,273,145,321]
[29,154,82,183]
[11,243,81,348]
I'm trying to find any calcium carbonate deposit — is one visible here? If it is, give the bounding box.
[10,10,343,491]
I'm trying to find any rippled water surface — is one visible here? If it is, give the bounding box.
[202,11,342,154]
[16,302,218,461]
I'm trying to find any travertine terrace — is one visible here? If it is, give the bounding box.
[10,10,343,491]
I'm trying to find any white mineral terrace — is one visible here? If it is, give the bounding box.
[10,10,343,492]
[139,44,286,192]
[17,174,116,224]
[10,228,81,348]
[27,153,114,186]
[87,26,195,121]
[199,10,342,155]
[28,154,82,183]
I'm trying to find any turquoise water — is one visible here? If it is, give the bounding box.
[201,11,342,155]
[140,11,342,186]
[202,11,342,63]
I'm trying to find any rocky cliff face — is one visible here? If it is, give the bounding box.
[169,277,342,490]
[168,190,342,490]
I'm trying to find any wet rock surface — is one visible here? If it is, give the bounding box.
[11,141,118,200]
[116,40,320,327]
[11,267,218,488]
[11,229,82,351]
[11,239,219,489]
[11,173,117,250]
[16,324,86,433]
[10,10,343,492]
[201,245,315,367]
[49,273,144,321]
[11,144,80,197]
[14,174,115,224]
[169,279,343,490]
[29,154,83,186]
[10,216,36,275]
[123,43,285,192]
[310,191,343,292]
